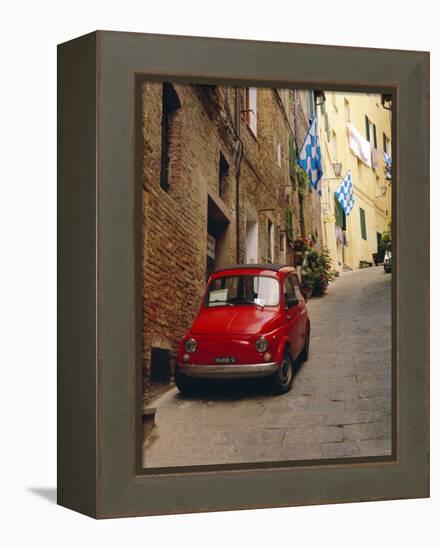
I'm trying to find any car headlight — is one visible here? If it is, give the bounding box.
[184,338,197,353]
[255,336,268,353]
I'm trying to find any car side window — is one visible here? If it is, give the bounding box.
[291,274,303,302]
[284,277,296,308]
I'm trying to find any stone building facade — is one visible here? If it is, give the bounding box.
[141,82,322,389]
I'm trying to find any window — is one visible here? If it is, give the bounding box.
[365,115,378,170]
[291,274,303,302]
[244,87,257,136]
[365,116,377,147]
[383,133,391,155]
[160,83,181,191]
[284,274,301,308]
[219,152,229,198]
[206,275,280,307]
[284,277,296,308]
[344,98,351,122]
[359,207,367,240]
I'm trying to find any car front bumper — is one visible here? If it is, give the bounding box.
[176,362,278,379]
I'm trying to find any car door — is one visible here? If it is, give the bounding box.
[283,275,303,359]
[291,274,308,350]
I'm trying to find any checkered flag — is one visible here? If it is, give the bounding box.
[298,117,323,193]
[336,170,355,216]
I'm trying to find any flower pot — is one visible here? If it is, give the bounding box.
[301,285,313,299]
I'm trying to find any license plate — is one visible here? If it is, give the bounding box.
[214,356,237,365]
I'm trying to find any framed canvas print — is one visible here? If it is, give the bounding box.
[57,31,429,518]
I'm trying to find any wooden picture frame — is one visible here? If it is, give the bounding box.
[57,31,429,518]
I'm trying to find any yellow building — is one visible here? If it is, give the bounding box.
[317,92,392,271]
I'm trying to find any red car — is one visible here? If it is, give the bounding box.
[175,264,310,395]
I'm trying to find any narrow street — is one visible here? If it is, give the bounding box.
[143,266,392,468]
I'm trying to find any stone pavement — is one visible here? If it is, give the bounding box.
[143,266,392,468]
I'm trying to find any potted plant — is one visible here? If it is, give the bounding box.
[301,247,335,298]
[300,271,315,299]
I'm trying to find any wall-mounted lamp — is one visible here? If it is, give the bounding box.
[321,161,343,182]
[332,162,342,178]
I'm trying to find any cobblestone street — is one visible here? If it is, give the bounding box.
[143,266,392,468]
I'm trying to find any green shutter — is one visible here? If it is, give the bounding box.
[286,207,293,242]
[359,208,367,240]
[334,193,346,230]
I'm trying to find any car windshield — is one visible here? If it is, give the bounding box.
[205,275,280,307]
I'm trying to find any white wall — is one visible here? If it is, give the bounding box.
[0,1,437,548]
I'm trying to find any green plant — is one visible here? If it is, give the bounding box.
[301,271,316,288]
[377,222,392,263]
[293,164,310,197]
[301,247,334,297]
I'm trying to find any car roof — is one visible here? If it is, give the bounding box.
[213,263,294,274]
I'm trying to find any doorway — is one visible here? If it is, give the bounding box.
[206,194,231,280]
[245,207,258,264]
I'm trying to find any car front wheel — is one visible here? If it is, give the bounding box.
[174,370,198,396]
[270,350,294,395]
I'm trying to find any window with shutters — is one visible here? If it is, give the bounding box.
[359,207,367,240]
[365,116,377,147]
[160,83,181,192]
[365,115,378,170]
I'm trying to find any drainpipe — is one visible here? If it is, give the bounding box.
[234,88,243,263]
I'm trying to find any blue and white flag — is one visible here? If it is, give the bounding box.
[298,117,323,193]
[336,170,355,216]
[383,151,392,180]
